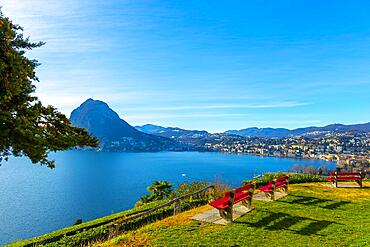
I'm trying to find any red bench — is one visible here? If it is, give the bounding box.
[209,183,254,222]
[257,175,289,200]
[326,171,367,188]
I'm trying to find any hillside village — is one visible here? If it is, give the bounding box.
[205,131,370,171]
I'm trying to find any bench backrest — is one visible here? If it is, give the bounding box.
[329,171,367,179]
[337,172,361,176]
[268,180,274,185]
[223,183,254,203]
[235,183,254,193]
[224,190,232,199]
[276,175,289,182]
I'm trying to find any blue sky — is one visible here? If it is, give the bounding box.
[2,0,370,132]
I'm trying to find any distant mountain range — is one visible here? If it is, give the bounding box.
[70,99,199,152]
[136,122,370,139]
[225,123,370,138]
[135,124,209,139]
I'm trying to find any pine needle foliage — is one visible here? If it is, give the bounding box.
[0,10,98,168]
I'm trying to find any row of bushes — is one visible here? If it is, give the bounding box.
[39,198,208,247]
[10,198,208,247]
[242,173,327,188]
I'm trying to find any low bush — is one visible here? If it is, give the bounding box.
[136,181,174,206]
[169,181,208,199]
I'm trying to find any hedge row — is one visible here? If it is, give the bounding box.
[8,199,168,247]
[16,198,208,247]
[242,173,327,188]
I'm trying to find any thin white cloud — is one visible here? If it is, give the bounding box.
[123,101,310,112]
[251,120,322,126]
[124,113,248,121]
[0,0,109,54]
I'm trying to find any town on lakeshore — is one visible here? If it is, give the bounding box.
[204,132,370,169]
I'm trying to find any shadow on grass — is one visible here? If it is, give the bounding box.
[279,195,350,210]
[321,201,350,210]
[358,186,370,190]
[285,196,328,206]
[236,211,336,236]
[294,220,333,236]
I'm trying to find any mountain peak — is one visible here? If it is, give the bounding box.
[79,98,109,108]
[69,99,193,152]
[70,99,141,141]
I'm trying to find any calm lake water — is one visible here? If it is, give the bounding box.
[0,151,334,244]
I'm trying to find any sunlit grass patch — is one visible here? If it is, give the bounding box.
[101,182,370,246]
[290,182,370,202]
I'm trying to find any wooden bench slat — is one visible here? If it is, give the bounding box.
[335,177,361,181]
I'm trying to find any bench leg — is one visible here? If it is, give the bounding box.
[330,180,335,187]
[283,186,288,194]
[357,179,363,188]
[264,191,274,201]
[219,207,233,222]
[241,198,252,210]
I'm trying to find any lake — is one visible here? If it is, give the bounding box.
[0,151,334,244]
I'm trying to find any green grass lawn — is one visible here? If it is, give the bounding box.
[99,183,370,247]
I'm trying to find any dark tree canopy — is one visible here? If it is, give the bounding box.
[0,10,98,168]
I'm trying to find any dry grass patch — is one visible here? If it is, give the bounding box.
[94,231,150,247]
[150,204,212,229]
[97,205,213,247]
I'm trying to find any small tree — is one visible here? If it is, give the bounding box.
[293,164,300,173]
[136,181,173,206]
[147,181,173,200]
[0,10,98,168]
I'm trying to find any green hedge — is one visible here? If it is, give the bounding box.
[242,173,327,188]
[9,199,208,247]
[7,199,168,247]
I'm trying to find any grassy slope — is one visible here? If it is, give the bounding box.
[99,182,370,247]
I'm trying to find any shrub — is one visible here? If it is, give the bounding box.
[72,219,83,226]
[211,177,231,200]
[136,181,173,206]
[169,181,208,199]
